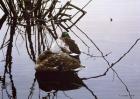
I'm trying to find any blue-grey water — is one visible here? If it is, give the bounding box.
[0,0,140,99]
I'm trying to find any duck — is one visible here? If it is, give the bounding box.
[35,32,82,72]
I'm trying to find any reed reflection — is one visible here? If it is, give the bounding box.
[0,71,17,99]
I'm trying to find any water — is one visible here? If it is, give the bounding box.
[1,0,140,99]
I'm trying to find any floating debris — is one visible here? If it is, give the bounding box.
[110,18,113,22]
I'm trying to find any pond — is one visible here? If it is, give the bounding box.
[0,0,140,99]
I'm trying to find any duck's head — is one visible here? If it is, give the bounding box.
[61,32,70,38]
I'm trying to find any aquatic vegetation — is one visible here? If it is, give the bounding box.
[0,0,87,72]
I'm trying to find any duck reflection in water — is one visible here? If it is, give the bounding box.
[27,71,97,99]
[35,71,83,92]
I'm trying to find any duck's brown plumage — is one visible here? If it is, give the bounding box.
[36,51,80,72]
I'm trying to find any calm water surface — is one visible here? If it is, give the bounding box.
[0,0,140,99]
